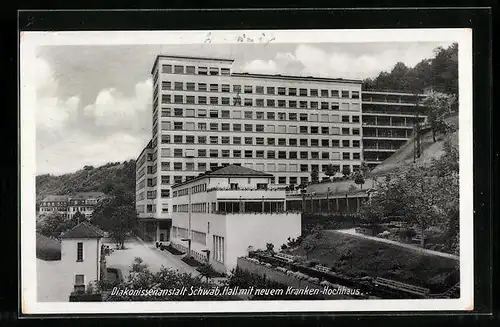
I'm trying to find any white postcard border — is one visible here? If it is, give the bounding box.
[20,28,473,314]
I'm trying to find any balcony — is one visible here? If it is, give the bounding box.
[362,109,425,116]
[362,122,415,129]
[363,145,399,152]
[362,134,409,140]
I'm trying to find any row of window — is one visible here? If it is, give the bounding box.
[160,149,361,162]
[40,201,97,207]
[160,149,360,160]
[162,122,360,135]
[159,161,360,177]
[145,168,359,189]
[160,80,359,99]
[191,203,208,213]
[161,135,360,147]
[161,107,361,123]
[159,94,361,111]
[161,64,230,76]
[172,183,207,197]
[174,204,189,212]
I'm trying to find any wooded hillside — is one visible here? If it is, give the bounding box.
[36,160,136,202]
[363,43,458,95]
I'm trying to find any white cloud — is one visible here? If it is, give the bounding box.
[37,130,145,175]
[240,59,277,74]
[35,58,151,175]
[241,42,453,80]
[35,57,54,88]
[83,78,152,130]
[36,58,80,131]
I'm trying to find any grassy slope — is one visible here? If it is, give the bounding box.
[289,231,459,289]
[370,114,458,177]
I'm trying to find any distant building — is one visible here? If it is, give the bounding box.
[38,192,107,220]
[38,195,69,218]
[169,165,301,273]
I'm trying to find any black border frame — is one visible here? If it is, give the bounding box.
[6,5,496,326]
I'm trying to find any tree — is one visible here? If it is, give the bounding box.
[324,164,338,179]
[310,168,319,184]
[423,91,457,142]
[91,193,138,249]
[354,172,365,190]
[302,225,323,259]
[360,143,459,249]
[431,43,458,95]
[197,263,216,282]
[265,243,276,256]
[302,237,317,260]
[37,212,81,238]
[342,166,351,178]
[73,211,86,224]
[360,161,370,177]
[362,43,458,95]
[37,213,65,238]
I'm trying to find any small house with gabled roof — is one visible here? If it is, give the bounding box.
[60,221,106,296]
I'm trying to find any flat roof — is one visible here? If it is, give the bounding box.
[232,72,362,84]
[362,90,427,97]
[151,55,234,74]
[172,165,273,189]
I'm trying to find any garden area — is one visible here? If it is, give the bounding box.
[301,212,361,235]
[283,230,459,294]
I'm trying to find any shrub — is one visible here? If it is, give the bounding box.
[181,256,201,267]
[165,244,184,255]
[306,259,319,267]
[197,263,223,280]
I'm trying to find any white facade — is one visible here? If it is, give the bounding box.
[60,237,102,294]
[37,235,102,301]
[169,167,301,273]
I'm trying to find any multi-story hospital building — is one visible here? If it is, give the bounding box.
[135,55,427,243]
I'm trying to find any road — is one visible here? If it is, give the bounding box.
[331,228,460,261]
[104,238,200,277]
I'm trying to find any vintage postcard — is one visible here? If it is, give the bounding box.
[20,28,473,314]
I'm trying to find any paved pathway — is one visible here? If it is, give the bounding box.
[104,238,199,278]
[331,228,459,261]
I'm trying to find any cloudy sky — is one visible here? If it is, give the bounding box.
[35,41,453,175]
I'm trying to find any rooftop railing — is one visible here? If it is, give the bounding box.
[206,186,287,192]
